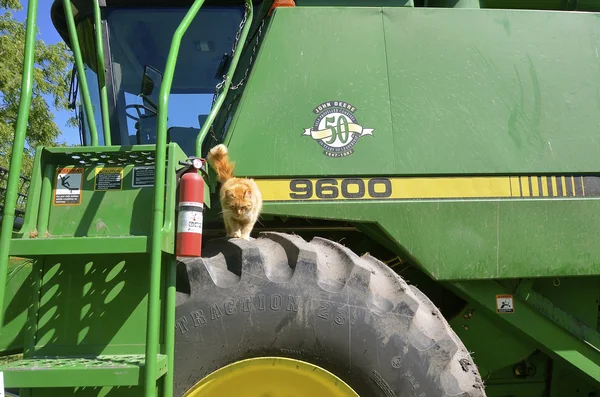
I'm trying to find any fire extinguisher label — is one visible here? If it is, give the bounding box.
[179,201,203,208]
[177,210,203,234]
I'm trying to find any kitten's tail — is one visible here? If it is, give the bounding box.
[207,144,235,184]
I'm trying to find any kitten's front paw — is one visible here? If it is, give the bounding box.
[232,231,242,239]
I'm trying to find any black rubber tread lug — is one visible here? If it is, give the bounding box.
[175,291,190,306]
[182,237,262,291]
[200,237,266,287]
[353,253,484,396]
[310,236,372,293]
[178,258,220,296]
[252,236,294,282]
[259,232,318,280]
[346,260,372,291]
[359,254,419,316]
[225,238,266,282]
[409,285,486,396]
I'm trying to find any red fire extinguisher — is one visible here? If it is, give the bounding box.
[176,158,205,257]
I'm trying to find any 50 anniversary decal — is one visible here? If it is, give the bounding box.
[302,101,374,157]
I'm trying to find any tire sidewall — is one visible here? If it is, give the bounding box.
[175,271,448,397]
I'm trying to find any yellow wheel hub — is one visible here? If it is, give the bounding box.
[183,356,360,397]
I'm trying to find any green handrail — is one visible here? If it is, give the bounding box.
[63,0,99,146]
[163,256,177,397]
[146,1,207,395]
[195,0,254,156]
[0,0,39,327]
[93,0,112,146]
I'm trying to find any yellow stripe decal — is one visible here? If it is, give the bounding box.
[510,177,520,197]
[253,175,598,202]
[541,176,549,197]
[520,176,530,197]
[531,177,540,197]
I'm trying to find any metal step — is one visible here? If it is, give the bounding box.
[0,354,167,388]
[8,235,150,256]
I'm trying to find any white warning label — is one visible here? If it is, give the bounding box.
[496,294,514,313]
[177,210,203,234]
[54,167,83,206]
[132,166,155,187]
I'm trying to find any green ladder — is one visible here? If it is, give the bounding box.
[0,0,253,394]
[0,144,186,395]
[0,0,181,393]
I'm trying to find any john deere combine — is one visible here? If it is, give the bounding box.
[1,0,600,396]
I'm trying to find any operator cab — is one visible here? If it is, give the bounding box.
[50,0,246,155]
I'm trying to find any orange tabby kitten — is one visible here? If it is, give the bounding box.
[207,144,262,240]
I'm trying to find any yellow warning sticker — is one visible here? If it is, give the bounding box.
[94,167,123,191]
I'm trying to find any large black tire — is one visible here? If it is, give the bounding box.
[174,232,486,396]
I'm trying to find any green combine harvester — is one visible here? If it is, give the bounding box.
[1,0,600,395]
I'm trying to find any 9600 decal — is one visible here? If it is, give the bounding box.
[289,178,392,200]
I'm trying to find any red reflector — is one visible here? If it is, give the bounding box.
[268,0,295,16]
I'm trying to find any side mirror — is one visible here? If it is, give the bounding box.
[140,65,163,112]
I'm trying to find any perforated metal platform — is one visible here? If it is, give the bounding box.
[0,354,168,387]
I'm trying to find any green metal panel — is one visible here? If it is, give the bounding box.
[30,387,153,397]
[222,6,600,279]
[383,7,600,175]
[476,351,551,397]
[510,278,600,355]
[549,360,600,397]
[529,277,600,330]
[0,258,32,354]
[226,7,600,176]
[9,236,150,256]
[258,201,600,279]
[230,7,600,176]
[449,279,600,384]
[6,144,189,254]
[450,304,537,377]
[46,164,154,238]
[297,0,414,5]
[32,254,156,356]
[0,251,169,389]
[226,7,393,173]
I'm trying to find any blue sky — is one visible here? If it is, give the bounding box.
[15,1,80,145]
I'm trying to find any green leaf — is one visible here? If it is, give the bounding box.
[0,5,75,177]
